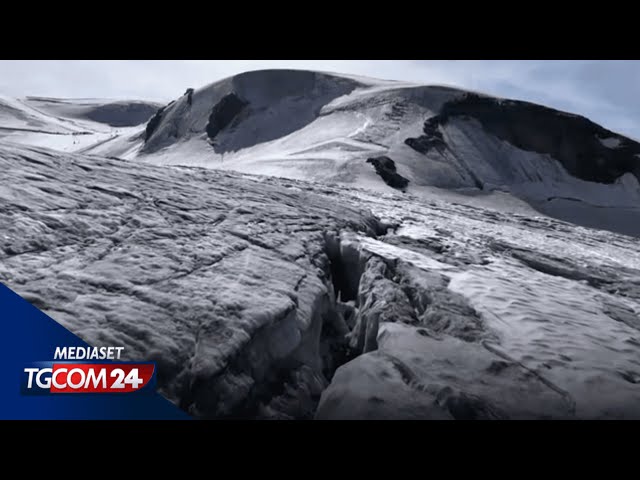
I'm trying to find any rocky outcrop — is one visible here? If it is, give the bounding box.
[205,93,248,145]
[185,88,194,106]
[366,156,409,191]
[144,103,171,142]
[407,93,640,184]
[404,117,446,154]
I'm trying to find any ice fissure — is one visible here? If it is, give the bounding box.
[171,228,383,419]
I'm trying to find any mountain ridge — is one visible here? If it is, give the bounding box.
[2,69,639,237]
[123,69,640,237]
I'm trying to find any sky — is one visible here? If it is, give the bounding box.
[1,60,639,138]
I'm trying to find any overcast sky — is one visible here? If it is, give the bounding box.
[1,60,639,138]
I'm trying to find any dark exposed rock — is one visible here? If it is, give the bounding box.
[404,117,446,154]
[407,93,640,184]
[144,103,171,143]
[185,88,194,106]
[206,93,248,144]
[366,156,409,191]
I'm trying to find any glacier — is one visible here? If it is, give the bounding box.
[1,69,639,419]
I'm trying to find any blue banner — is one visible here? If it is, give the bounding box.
[0,283,190,419]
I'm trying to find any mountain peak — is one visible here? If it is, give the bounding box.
[4,69,640,237]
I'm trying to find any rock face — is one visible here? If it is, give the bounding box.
[185,88,194,106]
[366,156,409,191]
[3,142,640,420]
[205,93,248,145]
[404,117,446,154]
[406,93,640,184]
[145,104,170,142]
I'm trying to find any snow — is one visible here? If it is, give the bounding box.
[112,70,459,190]
[73,69,640,238]
[1,129,137,154]
[0,95,87,133]
[448,259,640,418]
[598,136,622,148]
[0,95,155,155]
[357,235,456,273]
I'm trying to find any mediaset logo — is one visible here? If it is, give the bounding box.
[21,346,156,395]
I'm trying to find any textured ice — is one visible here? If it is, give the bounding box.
[2,140,640,419]
[318,195,640,419]
[0,143,381,417]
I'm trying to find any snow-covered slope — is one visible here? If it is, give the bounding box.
[0,95,159,154]
[80,69,640,237]
[24,96,161,127]
[2,142,639,419]
[97,70,459,187]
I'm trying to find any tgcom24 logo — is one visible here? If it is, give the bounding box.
[21,346,156,395]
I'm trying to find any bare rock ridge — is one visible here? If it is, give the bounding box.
[145,102,172,142]
[205,93,248,148]
[406,93,640,184]
[185,88,194,106]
